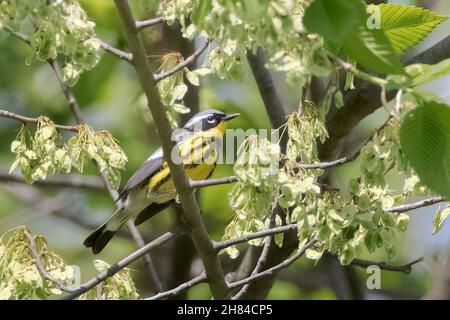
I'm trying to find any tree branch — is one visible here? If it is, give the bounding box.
[296,115,393,170]
[320,35,450,162]
[24,229,74,293]
[125,220,165,293]
[153,38,210,82]
[190,176,238,188]
[0,171,105,190]
[136,16,165,30]
[351,257,424,274]
[407,35,450,65]
[48,59,85,123]
[147,273,207,300]
[246,47,288,131]
[142,196,433,300]
[97,39,133,63]
[214,224,298,251]
[145,238,316,300]
[0,109,79,132]
[232,230,273,299]
[113,0,230,300]
[62,228,185,300]
[228,239,316,290]
[385,196,444,213]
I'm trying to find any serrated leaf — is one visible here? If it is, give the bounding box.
[374,4,448,54]
[341,24,404,75]
[400,98,450,200]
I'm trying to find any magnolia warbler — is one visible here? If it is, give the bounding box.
[84,109,239,254]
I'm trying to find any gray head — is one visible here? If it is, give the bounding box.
[183,109,240,132]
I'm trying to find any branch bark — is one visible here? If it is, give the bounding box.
[386,196,444,213]
[24,229,73,293]
[98,39,133,63]
[154,38,210,82]
[351,257,424,274]
[136,16,165,30]
[0,171,105,190]
[246,48,288,131]
[62,228,184,300]
[0,109,79,132]
[113,0,230,300]
[319,35,450,162]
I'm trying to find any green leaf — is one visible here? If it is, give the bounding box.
[406,58,450,87]
[304,0,403,75]
[400,97,450,200]
[341,24,404,75]
[303,0,359,41]
[433,207,450,235]
[374,4,447,54]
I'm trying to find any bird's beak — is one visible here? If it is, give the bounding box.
[223,113,240,121]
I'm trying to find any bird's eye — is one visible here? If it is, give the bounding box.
[207,115,215,124]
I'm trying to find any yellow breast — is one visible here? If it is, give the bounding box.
[147,125,226,196]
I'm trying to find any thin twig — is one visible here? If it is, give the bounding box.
[190,176,238,188]
[351,257,424,274]
[154,38,210,82]
[228,239,316,289]
[126,220,165,293]
[5,24,133,64]
[4,26,31,44]
[232,223,274,299]
[386,196,444,213]
[0,171,105,190]
[147,273,207,300]
[48,59,85,123]
[0,109,79,132]
[295,115,393,170]
[136,16,165,30]
[97,39,133,63]
[335,56,388,87]
[143,197,436,300]
[62,228,185,300]
[24,229,73,293]
[214,223,299,252]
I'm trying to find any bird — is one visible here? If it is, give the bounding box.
[83,109,240,254]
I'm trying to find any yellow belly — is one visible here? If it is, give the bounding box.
[147,132,221,196]
[148,162,217,195]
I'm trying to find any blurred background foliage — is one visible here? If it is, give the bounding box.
[1,0,450,299]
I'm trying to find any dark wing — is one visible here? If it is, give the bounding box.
[117,147,164,201]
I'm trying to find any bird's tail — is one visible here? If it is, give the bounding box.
[83,207,128,254]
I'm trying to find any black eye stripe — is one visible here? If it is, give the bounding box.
[184,110,226,131]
